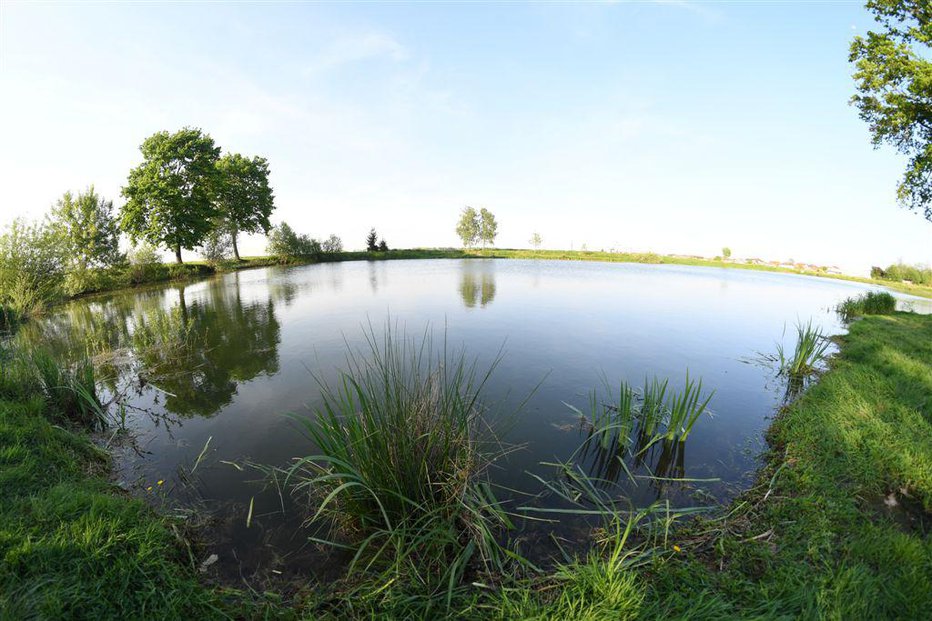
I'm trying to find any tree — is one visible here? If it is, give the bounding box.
[479,208,498,248]
[50,186,122,272]
[530,232,542,249]
[267,222,320,258]
[322,234,343,253]
[378,239,389,252]
[215,153,275,261]
[455,207,480,248]
[121,128,221,263]
[366,228,379,252]
[850,1,932,221]
[722,246,732,260]
[199,228,233,263]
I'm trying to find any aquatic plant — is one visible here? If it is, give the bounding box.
[664,373,714,442]
[776,319,832,382]
[571,374,713,450]
[836,291,897,320]
[284,325,512,597]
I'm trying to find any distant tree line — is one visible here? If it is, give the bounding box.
[871,262,932,286]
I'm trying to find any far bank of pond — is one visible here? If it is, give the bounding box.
[1,259,929,618]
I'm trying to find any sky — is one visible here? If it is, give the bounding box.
[0,1,930,275]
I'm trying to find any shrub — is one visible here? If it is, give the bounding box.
[126,243,167,284]
[198,227,233,264]
[266,222,320,259]
[836,291,897,320]
[0,219,67,315]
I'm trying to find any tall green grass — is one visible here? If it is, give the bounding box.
[0,340,105,428]
[835,290,897,320]
[284,325,512,598]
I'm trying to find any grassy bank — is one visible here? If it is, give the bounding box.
[637,312,932,618]
[0,344,239,618]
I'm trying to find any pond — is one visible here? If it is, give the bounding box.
[15,259,930,585]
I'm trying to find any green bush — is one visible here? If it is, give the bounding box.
[0,220,67,315]
[125,243,167,284]
[836,291,897,320]
[266,222,321,260]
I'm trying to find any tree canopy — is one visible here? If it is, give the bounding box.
[479,208,498,247]
[121,128,221,263]
[215,153,275,260]
[456,207,480,248]
[50,186,122,271]
[366,228,379,252]
[850,0,932,221]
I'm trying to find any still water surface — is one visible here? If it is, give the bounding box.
[17,259,930,581]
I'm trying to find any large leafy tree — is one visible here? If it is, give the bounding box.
[850,0,932,221]
[121,128,221,263]
[216,153,275,261]
[455,207,480,248]
[479,208,498,248]
[50,186,122,271]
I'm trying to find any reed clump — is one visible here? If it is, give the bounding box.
[571,372,714,450]
[776,320,832,382]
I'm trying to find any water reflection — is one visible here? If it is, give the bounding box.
[458,261,497,308]
[133,282,281,417]
[15,276,281,419]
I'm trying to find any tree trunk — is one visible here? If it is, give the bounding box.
[175,245,183,264]
[232,231,241,262]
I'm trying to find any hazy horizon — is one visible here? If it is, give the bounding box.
[1,1,930,275]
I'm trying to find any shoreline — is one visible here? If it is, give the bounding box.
[56,248,932,307]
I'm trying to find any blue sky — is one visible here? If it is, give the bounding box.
[1,1,929,274]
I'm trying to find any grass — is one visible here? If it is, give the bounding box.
[836,290,898,320]
[0,338,238,619]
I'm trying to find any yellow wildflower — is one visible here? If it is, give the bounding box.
[146,486,152,491]
[673,545,681,553]
[157,480,164,486]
